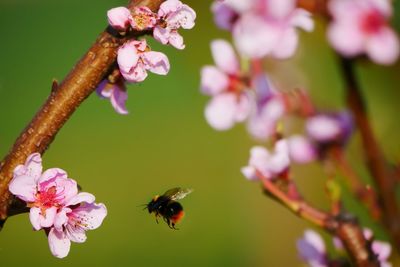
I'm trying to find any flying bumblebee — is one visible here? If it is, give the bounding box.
[146,187,193,229]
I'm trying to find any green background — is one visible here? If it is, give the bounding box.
[0,0,399,266]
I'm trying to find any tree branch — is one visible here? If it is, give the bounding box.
[339,57,400,250]
[260,175,379,266]
[0,0,166,223]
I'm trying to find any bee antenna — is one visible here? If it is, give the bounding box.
[136,204,148,208]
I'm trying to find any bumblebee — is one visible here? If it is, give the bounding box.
[146,187,192,229]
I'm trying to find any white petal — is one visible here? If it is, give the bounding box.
[211,39,240,74]
[48,228,71,259]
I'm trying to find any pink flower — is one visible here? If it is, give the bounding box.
[288,135,317,164]
[229,0,314,59]
[48,193,107,258]
[129,7,157,31]
[297,230,328,267]
[117,39,170,82]
[201,39,251,130]
[306,113,353,144]
[211,1,239,31]
[328,0,399,65]
[241,139,290,180]
[9,153,78,230]
[153,0,196,49]
[107,7,132,31]
[247,75,286,140]
[96,80,128,115]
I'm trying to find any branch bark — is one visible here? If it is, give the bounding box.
[339,57,400,250]
[0,0,165,223]
[261,177,380,267]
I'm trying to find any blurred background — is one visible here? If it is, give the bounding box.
[0,0,400,266]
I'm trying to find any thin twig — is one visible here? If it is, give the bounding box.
[0,0,166,222]
[339,57,400,249]
[260,176,379,266]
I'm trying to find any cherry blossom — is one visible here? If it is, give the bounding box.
[48,193,107,258]
[328,0,399,65]
[96,80,129,115]
[201,39,251,130]
[297,230,328,267]
[107,7,132,31]
[247,75,286,140]
[212,0,314,59]
[241,139,290,180]
[9,153,78,230]
[117,39,170,82]
[129,7,157,31]
[153,0,196,49]
[288,135,317,164]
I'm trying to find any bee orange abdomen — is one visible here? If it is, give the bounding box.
[171,210,185,224]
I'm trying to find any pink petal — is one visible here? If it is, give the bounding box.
[24,153,43,180]
[54,208,70,231]
[142,51,170,75]
[39,206,57,228]
[327,22,365,57]
[66,192,96,206]
[117,41,139,73]
[200,66,229,96]
[169,31,185,49]
[288,135,317,164]
[29,207,42,230]
[269,140,290,174]
[372,241,391,261]
[110,85,129,115]
[65,225,87,243]
[291,9,314,32]
[304,230,326,254]
[366,27,399,65]
[158,0,183,17]
[233,14,279,58]
[271,28,299,59]
[211,39,239,75]
[225,0,254,13]
[241,166,258,181]
[211,1,237,30]
[107,7,131,31]
[72,202,108,230]
[38,168,67,185]
[129,7,157,31]
[264,0,296,19]
[153,26,170,45]
[121,62,148,82]
[306,115,342,142]
[48,228,71,259]
[8,174,37,202]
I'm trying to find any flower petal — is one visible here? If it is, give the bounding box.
[110,85,129,115]
[204,93,238,131]
[107,7,131,31]
[366,27,399,65]
[142,51,170,75]
[48,228,71,259]
[73,202,108,230]
[66,192,96,206]
[117,41,139,74]
[29,207,42,231]
[9,174,37,202]
[169,31,185,49]
[211,39,240,75]
[200,66,229,96]
[39,206,57,228]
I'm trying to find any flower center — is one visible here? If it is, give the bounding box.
[360,10,385,34]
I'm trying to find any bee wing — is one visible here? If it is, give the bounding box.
[163,187,193,201]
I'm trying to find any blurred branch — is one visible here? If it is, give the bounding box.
[339,57,400,250]
[0,0,166,226]
[259,174,379,267]
[330,149,381,220]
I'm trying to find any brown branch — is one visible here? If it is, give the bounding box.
[260,176,379,266]
[0,0,166,223]
[339,57,400,249]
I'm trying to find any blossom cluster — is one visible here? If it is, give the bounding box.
[98,0,196,114]
[297,229,392,267]
[9,153,107,258]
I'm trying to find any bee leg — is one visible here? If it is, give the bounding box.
[155,214,159,224]
[172,223,179,230]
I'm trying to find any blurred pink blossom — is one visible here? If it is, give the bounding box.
[212,0,314,59]
[297,230,328,267]
[96,80,129,115]
[48,193,107,258]
[153,0,196,49]
[241,139,290,180]
[328,0,399,65]
[201,39,251,130]
[117,39,170,82]
[9,153,78,231]
[247,75,286,140]
[288,135,317,164]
